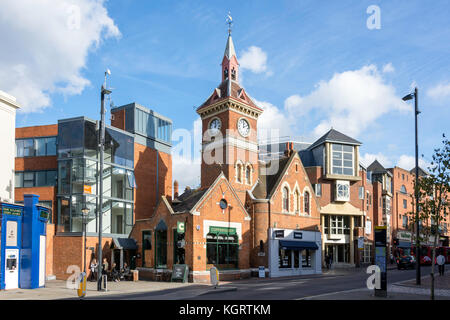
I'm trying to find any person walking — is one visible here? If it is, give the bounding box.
[89,258,98,282]
[102,258,109,280]
[328,253,333,269]
[436,252,445,276]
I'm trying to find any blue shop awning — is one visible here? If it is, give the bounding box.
[279,240,319,250]
[397,241,411,249]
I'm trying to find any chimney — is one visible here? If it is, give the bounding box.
[284,142,294,157]
[174,180,179,198]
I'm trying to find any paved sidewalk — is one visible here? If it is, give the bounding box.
[0,279,214,300]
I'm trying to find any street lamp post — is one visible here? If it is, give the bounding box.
[98,70,112,291]
[81,205,89,274]
[402,87,421,285]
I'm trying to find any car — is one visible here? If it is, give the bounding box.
[396,255,416,270]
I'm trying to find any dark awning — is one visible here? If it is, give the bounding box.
[279,240,319,250]
[111,237,137,250]
[398,241,411,249]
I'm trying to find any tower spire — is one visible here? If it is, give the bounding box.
[222,13,239,83]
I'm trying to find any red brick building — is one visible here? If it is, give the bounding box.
[130,32,322,282]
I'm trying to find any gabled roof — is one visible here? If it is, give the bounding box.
[197,80,261,111]
[171,188,208,213]
[410,166,429,177]
[308,129,361,150]
[368,160,387,173]
[252,154,293,199]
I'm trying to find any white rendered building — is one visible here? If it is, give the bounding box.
[0,90,20,203]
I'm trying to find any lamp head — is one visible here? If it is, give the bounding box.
[402,93,414,101]
[105,69,111,76]
[81,206,89,215]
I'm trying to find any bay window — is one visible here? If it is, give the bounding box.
[332,144,354,175]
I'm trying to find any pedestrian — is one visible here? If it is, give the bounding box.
[328,253,333,269]
[89,258,98,282]
[437,252,445,276]
[102,258,109,279]
[325,254,330,270]
[111,263,120,282]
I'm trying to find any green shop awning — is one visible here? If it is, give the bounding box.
[279,240,318,250]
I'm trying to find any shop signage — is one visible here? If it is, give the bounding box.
[398,231,411,241]
[374,226,387,297]
[358,237,364,249]
[39,210,49,221]
[2,206,22,217]
[293,231,302,239]
[209,226,236,234]
[171,264,189,283]
[258,266,265,278]
[6,221,18,247]
[177,221,185,234]
[83,185,92,194]
[274,230,284,238]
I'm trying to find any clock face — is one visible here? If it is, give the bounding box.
[237,118,250,137]
[209,118,221,133]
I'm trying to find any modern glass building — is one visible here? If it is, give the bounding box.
[56,117,137,236]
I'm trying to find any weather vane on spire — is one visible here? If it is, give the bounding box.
[226,12,233,35]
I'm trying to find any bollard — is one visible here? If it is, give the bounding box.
[102,274,108,291]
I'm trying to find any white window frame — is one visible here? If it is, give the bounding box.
[331,144,354,176]
[335,180,350,202]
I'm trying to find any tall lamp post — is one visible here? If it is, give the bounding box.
[402,87,421,285]
[81,205,89,275]
[98,70,112,291]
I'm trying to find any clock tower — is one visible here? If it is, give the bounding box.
[196,29,263,203]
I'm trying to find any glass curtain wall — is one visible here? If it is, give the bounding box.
[57,118,135,235]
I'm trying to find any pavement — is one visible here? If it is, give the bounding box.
[0,266,447,300]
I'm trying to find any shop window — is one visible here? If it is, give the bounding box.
[279,248,292,268]
[302,249,311,267]
[142,230,152,267]
[155,228,167,268]
[173,229,185,265]
[206,232,239,269]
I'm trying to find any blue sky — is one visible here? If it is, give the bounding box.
[3,0,450,188]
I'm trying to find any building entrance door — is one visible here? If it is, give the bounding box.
[5,249,19,290]
[326,244,350,264]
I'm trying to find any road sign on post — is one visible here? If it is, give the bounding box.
[374,226,387,297]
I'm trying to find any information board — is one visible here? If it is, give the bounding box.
[374,226,387,297]
[171,264,188,283]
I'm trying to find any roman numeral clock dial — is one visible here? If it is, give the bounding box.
[237,118,250,137]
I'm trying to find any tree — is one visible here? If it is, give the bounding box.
[414,135,449,300]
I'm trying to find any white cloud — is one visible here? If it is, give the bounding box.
[285,65,410,138]
[0,0,120,112]
[427,82,450,101]
[382,63,395,73]
[397,155,429,171]
[253,98,294,140]
[360,153,393,168]
[239,46,268,74]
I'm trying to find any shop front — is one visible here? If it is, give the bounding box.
[268,228,322,277]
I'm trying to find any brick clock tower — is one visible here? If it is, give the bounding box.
[196,31,263,203]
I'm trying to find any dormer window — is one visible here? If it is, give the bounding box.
[332,144,354,176]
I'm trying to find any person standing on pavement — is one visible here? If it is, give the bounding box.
[437,252,445,276]
[102,258,109,278]
[328,253,333,269]
[89,258,98,282]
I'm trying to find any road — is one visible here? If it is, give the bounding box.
[84,266,432,300]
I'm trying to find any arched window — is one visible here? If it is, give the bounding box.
[282,187,289,212]
[400,185,407,194]
[224,68,229,79]
[294,190,300,213]
[245,165,252,185]
[231,68,236,80]
[236,163,243,183]
[304,191,310,214]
